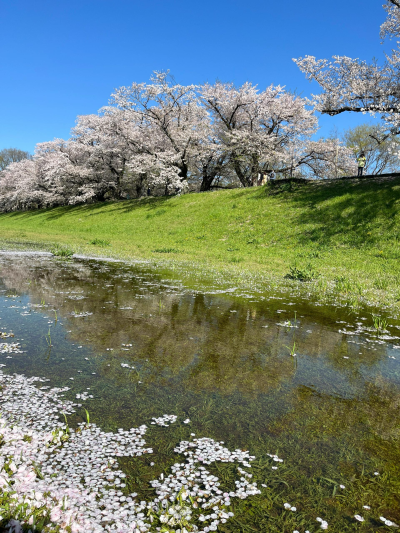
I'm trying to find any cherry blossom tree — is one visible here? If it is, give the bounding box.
[109,71,209,192]
[0,159,39,211]
[186,111,232,191]
[34,139,95,203]
[294,1,400,136]
[0,139,99,211]
[0,140,77,211]
[199,81,351,184]
[192,142,231,191]
[297,138,357,178]
[71,110,140,200]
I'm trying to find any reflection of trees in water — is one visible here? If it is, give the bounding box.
[0,256,389,397]
[4,257,400,526]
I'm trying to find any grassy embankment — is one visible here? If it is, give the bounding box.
[1,176,400,309]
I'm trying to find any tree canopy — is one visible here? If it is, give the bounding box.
[294,1,400,138]
[0,148,31,171]
[0,73,357,212]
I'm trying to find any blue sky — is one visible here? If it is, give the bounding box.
[1,0,389,153]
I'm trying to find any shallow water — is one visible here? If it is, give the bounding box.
[1,253,400,531]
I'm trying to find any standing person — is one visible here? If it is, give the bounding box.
[357,152,366,176]
[261,171,269,185]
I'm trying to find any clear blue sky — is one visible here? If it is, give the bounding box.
[0,0,388,153]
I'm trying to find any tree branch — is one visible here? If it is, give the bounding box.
[322,105,400,116]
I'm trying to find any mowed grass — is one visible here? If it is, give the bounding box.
[1,176,400,308]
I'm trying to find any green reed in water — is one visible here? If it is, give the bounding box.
[284,341,296,356]
[44,327,52,347]
[373,315,388,332]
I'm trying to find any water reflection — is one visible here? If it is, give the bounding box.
[1,253,400,526]
[1,255,397,399]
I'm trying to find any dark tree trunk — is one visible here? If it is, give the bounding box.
[200,166,217,191]
[135,173,147,197]
[177,159,188,181]
[200,176,215,191]
[250,154,259,186]
[95,191,107,202]
[232,154,252,187]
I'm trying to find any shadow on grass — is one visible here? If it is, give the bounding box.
[0,196,174,223]
[294,179,400,248]
[2,178,400,253]
[251,177,400,249]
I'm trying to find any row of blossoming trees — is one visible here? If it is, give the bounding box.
[4,0,400,212]
[1,79,363,212]
[0,77,358,211]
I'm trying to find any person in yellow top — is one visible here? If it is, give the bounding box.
[357,151,366,176]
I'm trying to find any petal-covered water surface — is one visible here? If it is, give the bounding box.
[0,252,399,532]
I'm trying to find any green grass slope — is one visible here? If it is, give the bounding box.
[1,176,400,308]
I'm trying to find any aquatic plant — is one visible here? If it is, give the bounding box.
[284,341,297,357]
[372,314,388,332]
[50,245,74,258]
[83,407,90,424]
[334,275,363,296]
[44,327,52,347]
[286,263,318,282]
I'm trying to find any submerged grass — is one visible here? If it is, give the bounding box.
[1,256,400,531]
[1,176,400,308]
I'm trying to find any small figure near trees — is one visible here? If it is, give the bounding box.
[343,123,400,175]
[261,172,269,185]
[357,152,366,176]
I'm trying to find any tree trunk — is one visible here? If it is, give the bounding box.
[200,165,217,191]
[135,173,146,197]
[250,154,259,186]
[178,160,189,182]
[232,154,252,187]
